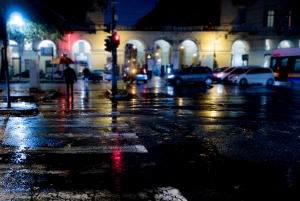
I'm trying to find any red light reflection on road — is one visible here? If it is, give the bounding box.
[111,145,124,191]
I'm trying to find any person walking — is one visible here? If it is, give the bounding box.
[82,66,90,83]
[63,64,77,102]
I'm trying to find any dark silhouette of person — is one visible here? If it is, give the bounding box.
[82,66,90,83]
[63,64,77,102]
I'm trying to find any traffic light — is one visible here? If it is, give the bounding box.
[104,36,112,52]
[112,33,120,48]
[104,23,111,33]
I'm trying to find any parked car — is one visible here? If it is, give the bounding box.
[166,66,214,86]
[14,70,30,78]
[227,66,275,86]
[88,69,104,82]
[134,68,148,83]
[104,70,119,81]
[124,67,148,83]
[214,66,245,83]
[212,66,230,82]
[104,70,112,81]
[45,71,63,79]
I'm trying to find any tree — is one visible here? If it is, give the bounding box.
[8,20,63,47]
[3,0,109,41]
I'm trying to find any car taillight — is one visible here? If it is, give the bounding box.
[143,68,146,74]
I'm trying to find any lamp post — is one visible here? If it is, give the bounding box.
[213,39,219,69]
[8,12,24,80]
[0,6,11,108]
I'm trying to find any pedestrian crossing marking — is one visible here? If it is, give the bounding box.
[0,145,148,154]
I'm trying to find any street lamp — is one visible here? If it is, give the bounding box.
[8,12,24,80]
[213,39,219,69]
[0,7,11,108]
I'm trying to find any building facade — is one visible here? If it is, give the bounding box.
[6,0,300,77]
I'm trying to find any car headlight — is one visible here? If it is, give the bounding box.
[167,74,175,79]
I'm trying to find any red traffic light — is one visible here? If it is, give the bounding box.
[113,34,120,41]
[112,33,120,47]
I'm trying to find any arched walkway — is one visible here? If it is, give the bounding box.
[231,40,250,66]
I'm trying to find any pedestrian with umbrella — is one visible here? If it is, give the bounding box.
[50,54,77,102]
[50,54,76,65]
[50,54,76,73]
[63,64,77,102]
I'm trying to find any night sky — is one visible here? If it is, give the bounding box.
[3,0,159,27]
[106,0,159,25]
[4,0,219,28]
[135,0,221,27]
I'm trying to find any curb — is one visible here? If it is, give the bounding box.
[0,102,40,116]
[106,89,129,100]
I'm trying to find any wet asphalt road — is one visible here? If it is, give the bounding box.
[1,77,300,200]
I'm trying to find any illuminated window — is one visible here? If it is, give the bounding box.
[295,58,300,72]
[79,41,85,53]
[267,10,274,27]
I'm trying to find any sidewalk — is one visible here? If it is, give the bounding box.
[0,76,166,116]
[0,91,41,116]
[0,82,127,116]
[0,102,40,116]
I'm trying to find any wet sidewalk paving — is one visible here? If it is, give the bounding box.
[0,91,40,116]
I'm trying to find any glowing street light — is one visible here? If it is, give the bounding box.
[8,12,25,80]
[8,12,25,27]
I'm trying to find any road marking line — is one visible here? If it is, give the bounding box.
[0,145,148,154]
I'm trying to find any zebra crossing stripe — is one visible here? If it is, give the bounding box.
[0,145,148,154]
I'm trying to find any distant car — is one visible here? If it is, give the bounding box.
[214,66,245,83]
[166,66,214,86]
[14,70,30,78]
[88,69,104,82]
[104,70,112,81]
[135,68,148,83]
[124,67,148,83]
[212,66,230,82]
[45,71,63,79]
[104,70,119,81]
[227,66,275,86]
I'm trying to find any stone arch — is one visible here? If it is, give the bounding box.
[152,39,171,76]
[72,40,92,73]
[178,39,199,67]
[38,40,56,50]
[154,39,171,65]
[125,37,148,50]
[8,40,19,59]
[231,39,250,66]
[37,40,56,75]
[124,38,147,68]
[8,40,20,77]
[277,40,294,48]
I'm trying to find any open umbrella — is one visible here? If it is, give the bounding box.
[49,55,75,79]
[50,55,75,64]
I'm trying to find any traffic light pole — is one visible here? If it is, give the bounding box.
[111,0,118,97]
